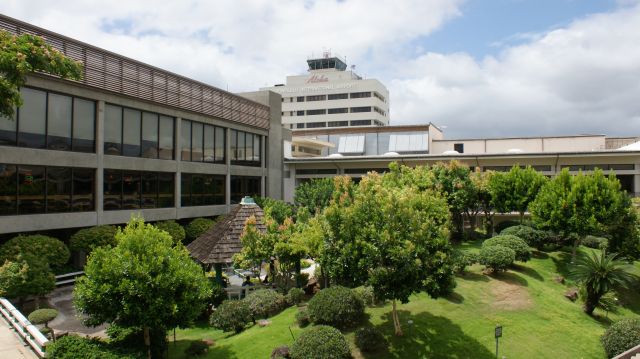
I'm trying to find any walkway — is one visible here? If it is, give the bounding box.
[0,317,37,359]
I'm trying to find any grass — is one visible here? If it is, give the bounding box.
[169,242,640,359]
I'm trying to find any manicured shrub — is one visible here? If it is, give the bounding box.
[353,286,376,306]
[582,235,609,250]
[210,299,251,333]
[479,246,515,272]
[307,285,364,328]
[289,325,350,359]
[155,220,186,244]
[185,218,215,243]
[28,308,58,328]
[271,345,290,359]
[209,280,228,308]
[46,335,137,359]
[500,225,547,250]
[295,308,310,327]
[0,235,69,270]
[494,220,521,234]
[451,250,479,274]
[355,327,387,353]
[69,225,117,254]
[185,340,209,356]
[287,287,305,305]
[483,235,531,262]
[243,289,287,321]
[601,318,640,358]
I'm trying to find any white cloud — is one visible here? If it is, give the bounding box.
[389,4,640,138]
[2,1,640,138]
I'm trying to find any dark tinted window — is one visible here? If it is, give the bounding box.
[18,88,46,149]
[18,165,45,214]
[103,169,122,210]
[47,93,72,151]
[328,93,348,100]
[230,176,261,204]
[141,172,157,209]
[204,125,214,162]
[72,168,94,212]
[214,127,225,163]
[0,165,17,215]
[191,122,204,162]
[122,172,141,209]
[159,115,174,160]
[0,111,17,146]
[158,172,174,208]
[181,120,191,161]
[104,105,122,155]
[142,112,158,159]
[181,173,225,207]
[122,109,141,157]
[181,173,191,207]
[46,167,71,212]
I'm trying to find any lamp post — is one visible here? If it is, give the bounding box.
[495,325,503,358]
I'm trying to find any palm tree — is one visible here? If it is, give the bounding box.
[569,250,636,315]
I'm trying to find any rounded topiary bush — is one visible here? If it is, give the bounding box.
[479,246,515,272]
[46,335,135,359]
[28,308,58,327]
[69,225,117,254]
[210,299,251,333]
[185,218,215,243]
[582,235,609,250]
[353,286,376,306]
[295,308,310,327]
[307,285,364,328]
[0,235,69,270]
[500,225,547,250]
[289,325,351,359]
[483,235,531,262]
[494,220,521,234]
[601,318,640,358]
[155,220,186,244]
[287,287,305,305]
[451,250,479,274]
[243,289,287,320]
[355,327,387,353]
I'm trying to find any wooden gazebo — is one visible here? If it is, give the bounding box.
[186,196,267,281]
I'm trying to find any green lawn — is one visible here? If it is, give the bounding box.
[169,242,640,359]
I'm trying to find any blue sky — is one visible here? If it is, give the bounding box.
[1,0,639,138]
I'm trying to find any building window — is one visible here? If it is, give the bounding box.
[328,108,348,114]
[73,99,96,153]
[230,176,261,204]
[338,135,365,154]
[306,109,326,116]
[47,93,72,150]
[306,95,326,101]
[181,120,224,163]
[230,129,262,166]
[103,170,174,211]
[296,123,305,129]
[389,134,428,153]
[454,143,464,153]
[350,92,371,98]
[350,106,371,113]
[191,122,204,162]
[350,120,371,126]
[105,104,174,159]
[328,93,349,100]
[306,122,326,128]
[374,107,386,116]
[296,168,337,175]
[373,92,386,102]
[296,110,305,116]
[296,96,305,102]
[328,121,349,127]
[0,164,94,215]
[18,88,46,149]
[181,173,225,206]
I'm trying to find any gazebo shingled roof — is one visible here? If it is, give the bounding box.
[186,202,267,265]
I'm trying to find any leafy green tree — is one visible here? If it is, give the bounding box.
[0,259,27,297]
[569,251,636,315]
[0,234,70,272]
[294,177,335,215]
[273,218,309,288]
[0,254,55,308]
[530,169,637,260]
[489,165,547,222]
[471,170,495,235]
[430,161,476,240]
[184,217,214,243]
[233,215,272,275]
[154,220,186,244]
[28,308,58,331]
[74,217,211,359]
[0,31,83,118]
[255,196,293,225]
[69,225,118,254]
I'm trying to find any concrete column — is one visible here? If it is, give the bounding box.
[225,128,231,210]
[261,135,266,197]
[96,100,105,224]
[174,117,182,217]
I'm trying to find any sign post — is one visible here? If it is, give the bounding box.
[495,325,503,358]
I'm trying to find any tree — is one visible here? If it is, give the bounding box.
[0,259,28,297]
[294,178,335,215]
[530,169,637,260]
[471,169,495,235]
[233,215,270,275]
[74,217,211,359]
[69,225,118,253]
[154,220,186,245]
[0,234,70,272]
[28,308,58,333]
[489,165,547,222]
[430,161,476,240]
[0,254,55,308]
[569,251,636,315]
[0,31,83,118]
[255,197,293,225]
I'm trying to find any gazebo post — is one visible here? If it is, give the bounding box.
[214,263,224,285]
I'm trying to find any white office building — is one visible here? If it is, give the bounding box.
[262,52,390,130]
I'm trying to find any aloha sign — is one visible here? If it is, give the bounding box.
[306,74,329,83]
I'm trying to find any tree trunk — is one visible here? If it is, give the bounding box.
[571,237,580,263]
[392,300,403,336]
[143,326,151,359]
[583,292,599,315]
[519,211,525,224]
[295,259,302,288]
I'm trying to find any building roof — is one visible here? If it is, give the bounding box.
[0,14,270,130]
[619,141,640,151]
[186,203,267,265]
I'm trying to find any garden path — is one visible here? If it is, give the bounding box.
[0,316,37,359]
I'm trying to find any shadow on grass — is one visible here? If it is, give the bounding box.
[512,264,544,281]
[531,250,549,260]
[460,271,490,282]
[490,271,528,287]
[170,340,238,359]
[551,251,574,279]
[615,280,640,315]
[362,310,494,359]
[444,291,465,304]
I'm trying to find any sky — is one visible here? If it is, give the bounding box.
[1,0,639,138]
